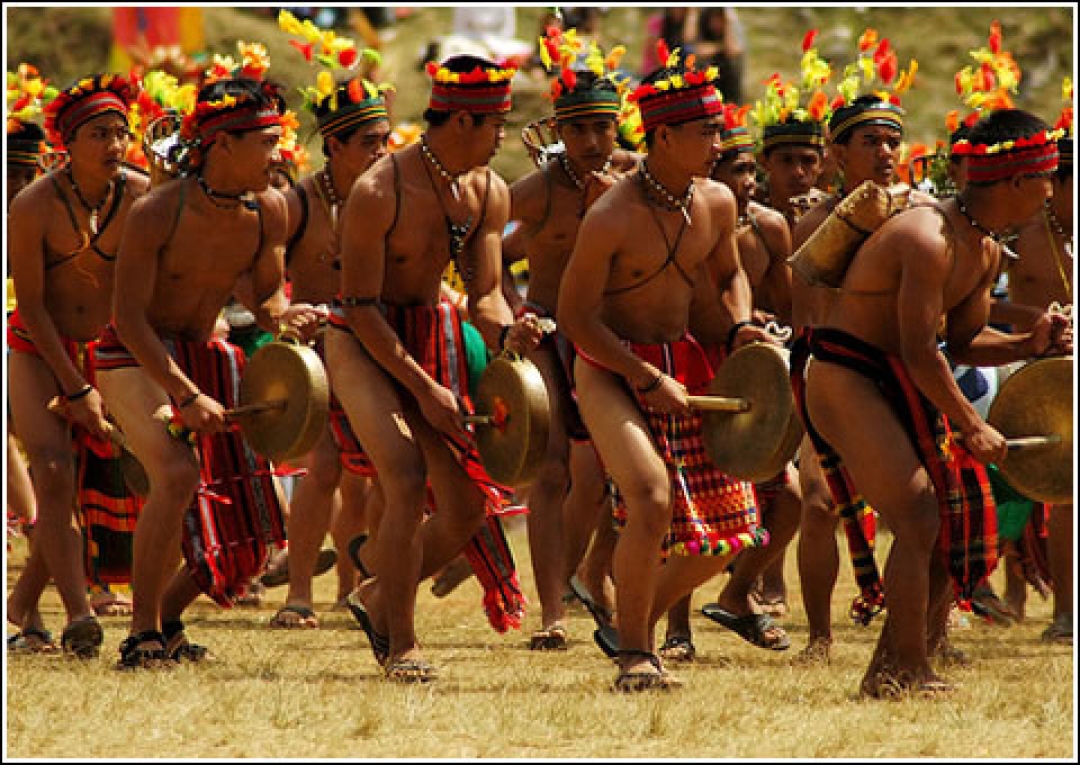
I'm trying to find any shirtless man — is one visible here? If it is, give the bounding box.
[664,111,798,659]
[95,76,319,668]
[788,95,926,663]
[794,108,1071,697]
[748,100,831,610]
[326,55,542,682]
[558,61,773,691]
[1007,128,1073,644]
[267,75,393,629]
[503,63,638,650]
[7,74,149,657]
[757,117,828,229]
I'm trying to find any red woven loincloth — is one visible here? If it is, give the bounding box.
[578,333,766,561]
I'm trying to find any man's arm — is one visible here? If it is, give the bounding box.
[705,183,769,350]
[893,219,995,442]
[467,174,536,354]
[758,210,794,327]
[8,187,90,398]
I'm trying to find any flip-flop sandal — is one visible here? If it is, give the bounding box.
[346,592,389,666]
[7,626,58,654]
[116,630,171,670]
[385,658,438,683]
[659,634,697,663]
[346,535,372,579]
[162,619,212,663]
[701,603,790,651]
[612,649,682,692]
[528,624,568,651]
[61,616,104,659]
[269,604,320,629]
[568,575,613,630]
[260,548,337,588]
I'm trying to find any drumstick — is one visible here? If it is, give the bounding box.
[686,395,751,413]
[47,396,131,449]
[955,433,1062,451]
[225,399,288,418]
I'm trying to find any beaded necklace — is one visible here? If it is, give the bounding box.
[67,168,114,235]
[317,167,343,230]
[197,174,255,210]
[639,161,693,226]
[1043,204,1073,301]
[420,134,462,201]
[559,153,612,218]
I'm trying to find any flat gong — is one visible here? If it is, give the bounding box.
[470,355,551,487]
[987,355,1073,504]
[702,342,799,482]
[237,340,330,462]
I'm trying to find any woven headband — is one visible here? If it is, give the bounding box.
[964,143,1060,183]
[6,138,45,166]
[638,84,723,133]
[829,104,904,143]
[429,82,512,114]
[719,126,755,154]
[318,98,388,138]
[55,91,129,143]
[761,121,826,151]
[196,106,282,147]
[554,87,620,122]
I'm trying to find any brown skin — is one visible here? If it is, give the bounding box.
[96,123,321,647]
[759,144,825,226]
[270,118,392,626]
[804,165,1068,694]
[790,122,936,662]
[1003,172,1074,632]
[557,113,774,683]
[327,108,542,670]
[689,149,799,645]
[503,114,637,637]
[7,111,150,637]
[712,151,793,325]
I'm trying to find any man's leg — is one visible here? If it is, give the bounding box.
[806,360,945,692]
[8,353,98,642]
[521,344,572,640]
[1045,503,1073,642]
[576,360,671,679]
[271,428,342,627]
[329,473,371,604]
[325,330,430,666]
[97,366,201,654]
[794,436,841,661]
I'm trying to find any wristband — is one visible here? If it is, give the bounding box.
[725,320,753,352]
[64,384,93,402]
[635,372,664,395]
[177,391,201,409]
[498,324,511,350]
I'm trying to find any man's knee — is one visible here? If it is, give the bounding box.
[890,489,940,549]
[619,482,671,539]
[150,459,202,504]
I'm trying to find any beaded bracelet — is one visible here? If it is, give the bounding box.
[64,384,93,402]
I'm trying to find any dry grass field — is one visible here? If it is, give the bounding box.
[4,523,1075,760]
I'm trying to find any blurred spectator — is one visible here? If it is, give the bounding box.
[641,7,694,74]
[420,7,533,69]
[689,8,746,103]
